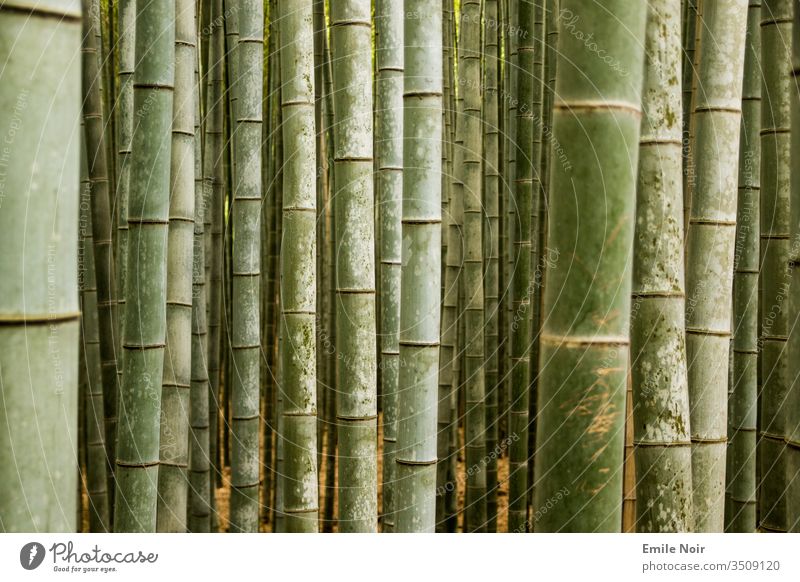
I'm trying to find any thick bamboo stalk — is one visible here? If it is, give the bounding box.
[533,0,646,532]
[395,0,442,533]
[278,0,318,533]
[376,0,404,534]
[631,0,694,532]
[757,0,792,533]
[685,0,748,533]
[0,0,81,532]
[157,0,197,532]
[114,0,175,532]
[331,0,378,533]
[726,0,761,533]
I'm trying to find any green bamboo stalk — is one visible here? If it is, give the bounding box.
[189,63,212,533]
[82,0,121,526]
[682,0,699,223]
[526,0,547,528]
[394,0,442,533]
[312,0,328,487]
[375,0,404,533]
[0,0,81,532]
[321,3,339,533]
[260,0,279,526]
[483,0,501,533]
[114,0,175,533]
[80,133,111,533]
[436,0,459,533]
[225,0,263,533]
[116,0,134,416]
[330,0,378,533]
[459,0,487,534]
[757,0,792,533]
[630,0,694,533]
[156,0,197,532]
[204,0,225,528]
[726,0,761,533]
[787,0,800,534]
[277,0,319,533]
[533,0,646,533]
[509,0,535,534]
[684,0,748,533]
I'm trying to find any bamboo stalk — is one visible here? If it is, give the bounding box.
[533,0,647,532]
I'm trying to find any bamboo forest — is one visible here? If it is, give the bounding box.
[3,0,800,536]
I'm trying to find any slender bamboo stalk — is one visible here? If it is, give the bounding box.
[204,0,225,529]
[685,0,748,533]
[509,0,535,534]
[189,64,212,533]
[331,0,378,533]
[80,134,111,533]
[533,0,647,532]
[0,0,81,532]
[225,0,263,533]
[157,0,197,532]
[114,0,175,532]
[787,0,800,534]
[631,0,694,532]
[460,0,487,534]
[84,0,121,521]
[727,0,761,533]
[395,0,442,533]
[757,0,792,533]
[436,0,459,533]
[375,0,404,533]
[526,0,546,529]
[483,0,501,533]
[115,0,135,452]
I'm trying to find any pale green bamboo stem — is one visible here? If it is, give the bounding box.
[395,0,442,533]
[631,0,694,532]
[0,0,80,533]
[375,0,404,533]
[157,0,197,532]
[114,0,175,533]
[225,0,263,533]
[277,0,318,533]
[331,0,378,533]
[685,0,748,533]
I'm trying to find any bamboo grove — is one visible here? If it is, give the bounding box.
[5,0,800,534]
